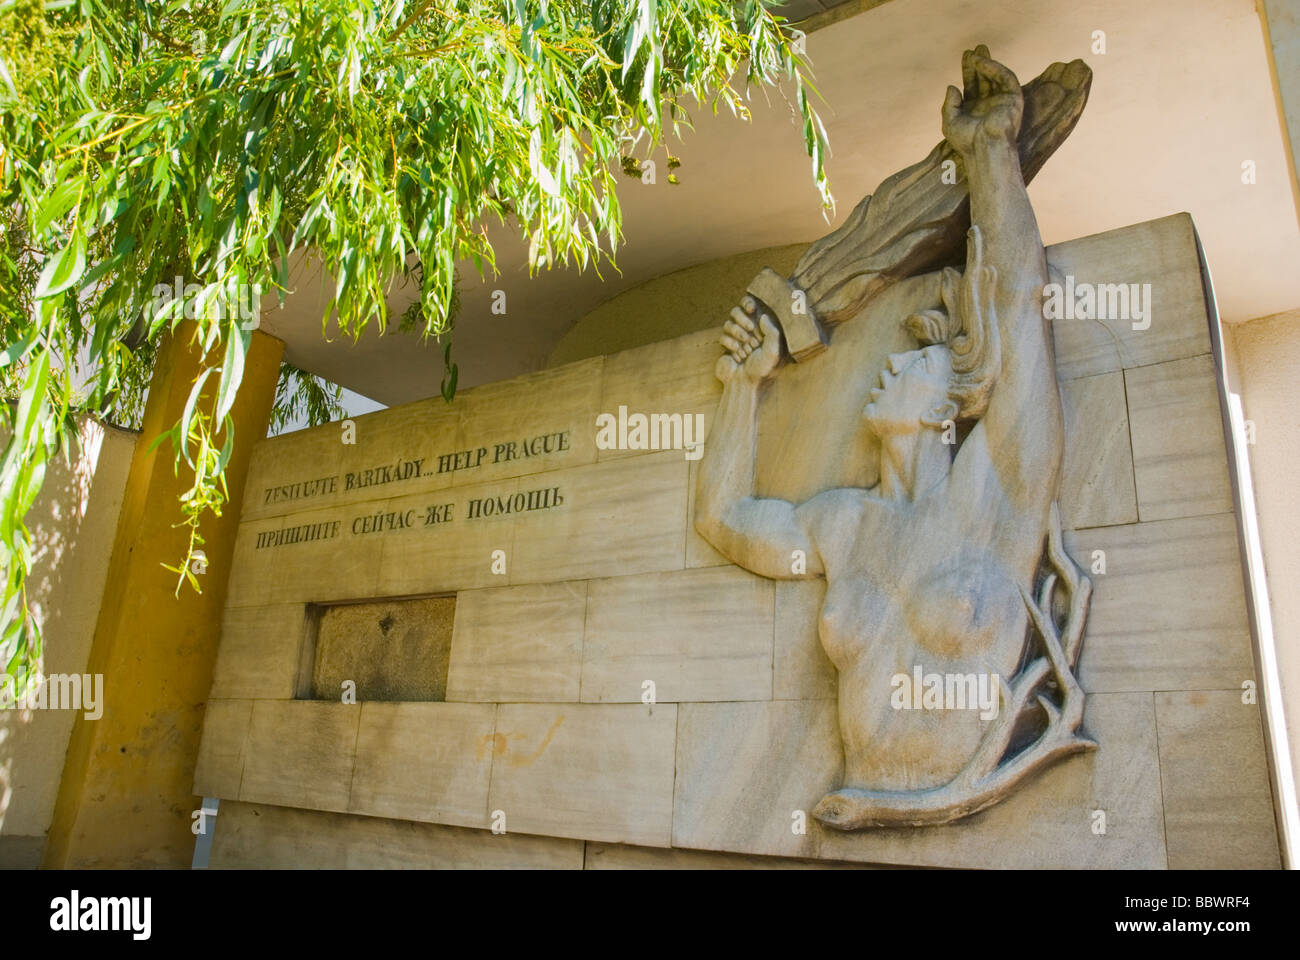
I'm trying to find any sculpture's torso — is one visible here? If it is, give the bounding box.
[802,453,1037,792]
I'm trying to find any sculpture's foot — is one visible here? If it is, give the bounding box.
[812,785,986,830]
[811,779,1017,829]
[812,788,894,831]
[813,733,1098,831]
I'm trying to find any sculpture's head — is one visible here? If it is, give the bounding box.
[863,237,1002,441]
[863,344,958,437]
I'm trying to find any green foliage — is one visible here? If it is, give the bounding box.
[269,362,348,435]
[0,0,831,695]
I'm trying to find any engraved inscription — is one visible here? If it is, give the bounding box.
[263,476,339,506]
[255,519,342,550]
[259,430,574,507]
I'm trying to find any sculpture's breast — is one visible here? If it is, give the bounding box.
[817,576,897,671]
[904,552,1027,667]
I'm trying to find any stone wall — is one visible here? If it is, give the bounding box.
[196,214,1281,869]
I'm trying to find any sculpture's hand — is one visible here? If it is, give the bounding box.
[716,296,782,385]
[942,45,1024,156]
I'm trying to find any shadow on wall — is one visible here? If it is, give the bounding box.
[0,416,135,868]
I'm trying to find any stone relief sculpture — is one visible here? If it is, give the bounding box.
[695,47,1097,829]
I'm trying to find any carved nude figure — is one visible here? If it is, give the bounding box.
[695,48,1094,829]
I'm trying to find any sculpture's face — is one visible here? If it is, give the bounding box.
[863,344,954,436]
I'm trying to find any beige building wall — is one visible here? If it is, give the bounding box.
[1229,311,1300,827]
[0,416,135,867]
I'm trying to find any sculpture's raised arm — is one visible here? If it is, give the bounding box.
[694,299,824,580]
[790,51,1091,327]
[944,47,1072,512]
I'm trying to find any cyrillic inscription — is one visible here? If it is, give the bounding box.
[255,520,342,550]
[298,486,568,547]
[464,486,564,519]
[352,510,418,535]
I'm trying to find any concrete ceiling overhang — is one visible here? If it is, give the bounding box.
[259,0,1300,407]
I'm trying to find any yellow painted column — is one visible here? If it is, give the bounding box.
[42,322,283,868]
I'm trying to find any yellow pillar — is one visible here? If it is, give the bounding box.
[42,322,283,868]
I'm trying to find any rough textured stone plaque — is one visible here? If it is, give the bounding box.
[311,596,456,702]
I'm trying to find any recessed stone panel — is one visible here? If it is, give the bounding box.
[312,596,455,701]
